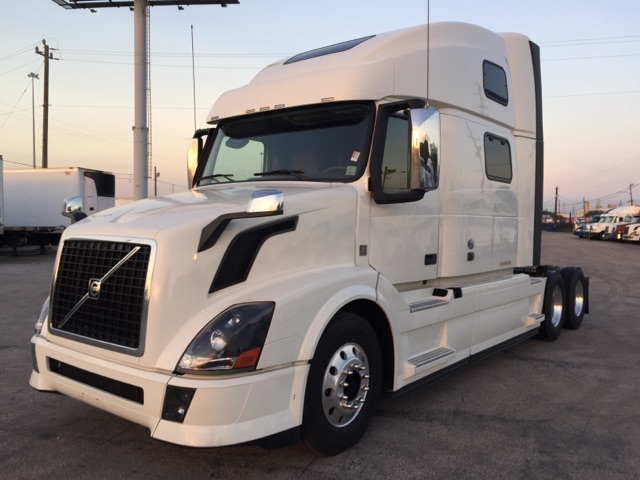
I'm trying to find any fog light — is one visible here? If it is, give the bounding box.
[31,343,40,373]
[162,385,196,423]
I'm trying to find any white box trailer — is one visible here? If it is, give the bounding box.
[1,167,115,251]
[0,157,4,236]
[30,22,589,455]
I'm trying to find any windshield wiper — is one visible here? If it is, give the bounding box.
[254,169,309,180]
[200,173,235,183]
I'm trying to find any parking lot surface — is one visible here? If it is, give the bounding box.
[1,232,639,479]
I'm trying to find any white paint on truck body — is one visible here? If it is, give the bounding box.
[30,23,552,451]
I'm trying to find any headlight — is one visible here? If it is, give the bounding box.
[35,297,50,334]
[177,302,275,375]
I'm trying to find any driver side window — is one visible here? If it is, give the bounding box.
[381,114,410,195]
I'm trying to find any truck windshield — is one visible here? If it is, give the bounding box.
[197,102,373,185]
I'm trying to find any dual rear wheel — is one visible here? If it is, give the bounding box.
[538,266,587,341]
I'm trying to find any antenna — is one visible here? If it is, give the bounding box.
[147,5,153,182]
[426,0,430,107]
[191,25,197,131]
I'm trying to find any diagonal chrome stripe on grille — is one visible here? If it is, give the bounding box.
[57,246,141,330]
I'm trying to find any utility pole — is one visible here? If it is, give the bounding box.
[28,72,39,168]
[35,40,58,169]
[554,186,559,223]
[630,184,634,206]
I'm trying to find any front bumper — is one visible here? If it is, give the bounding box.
[30,334,307,447]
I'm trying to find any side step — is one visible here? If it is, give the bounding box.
[527,312,545,327]
[403,347,455,379]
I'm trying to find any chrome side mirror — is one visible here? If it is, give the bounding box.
[62,195,87,223]
[410,108,440,191]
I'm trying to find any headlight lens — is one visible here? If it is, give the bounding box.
[35,297,50,334]
[177,302,275,375]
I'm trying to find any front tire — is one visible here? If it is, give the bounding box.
[301,312,382,456]
[537,270,566,341]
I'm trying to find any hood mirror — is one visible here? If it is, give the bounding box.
[247,190,284,214]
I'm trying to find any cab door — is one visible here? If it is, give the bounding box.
[368,105,440,284]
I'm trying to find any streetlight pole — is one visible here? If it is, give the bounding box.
[28,72,39,168]
[154,166,159,196]
[133,0,149,199]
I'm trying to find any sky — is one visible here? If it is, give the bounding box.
[1,0,639,215]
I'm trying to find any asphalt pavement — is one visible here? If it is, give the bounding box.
[1,232,639,479]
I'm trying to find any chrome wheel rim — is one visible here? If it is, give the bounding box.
[574,280,585,317]
[551,284,564,327]
[321,342,370,427]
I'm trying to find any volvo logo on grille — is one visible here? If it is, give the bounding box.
[57,245,141,330]
[88,278,102,299]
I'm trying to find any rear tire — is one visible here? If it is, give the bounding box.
[301,312,382,456]
[537,270,566,341]
[561,266,586,329]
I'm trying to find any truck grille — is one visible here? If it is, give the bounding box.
[50,239,152,354]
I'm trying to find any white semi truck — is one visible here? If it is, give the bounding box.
[1,167,115,253]
[621,214,640,243]
[584,205,640,240]
[30,22,588,455]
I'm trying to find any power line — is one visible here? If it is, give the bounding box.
[61,48,291,58]
[0,42,41,62]
[545,90,640,99]
[544,53,640,62]
[0,78,32,132]
[0,158,35,168]
[539,35,640,46]
[0,60,42,77]
[61,57,265,69]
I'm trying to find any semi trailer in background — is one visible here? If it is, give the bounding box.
[1,167,115,253]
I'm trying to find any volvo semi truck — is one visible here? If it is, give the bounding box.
[30,22,588,455]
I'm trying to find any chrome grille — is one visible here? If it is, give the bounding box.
[50,239,151,354]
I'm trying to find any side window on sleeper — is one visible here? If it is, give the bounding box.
[484,133,512,183]
[483,60,508,106]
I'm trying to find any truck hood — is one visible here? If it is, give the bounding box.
[53,182,360,370]
[65,183,335,241]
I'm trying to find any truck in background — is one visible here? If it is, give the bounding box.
[1,167,115,253]
[30,22,589,455]
[585,205,640,240]
[608,210,640,241]
[621,215,640,243]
